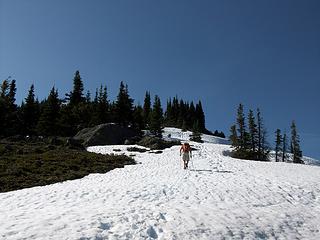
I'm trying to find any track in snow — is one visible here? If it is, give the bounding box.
[0,142,320,239]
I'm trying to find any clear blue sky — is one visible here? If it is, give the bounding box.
[1,0,319,159]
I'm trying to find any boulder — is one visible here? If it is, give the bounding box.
[73,123,139,147]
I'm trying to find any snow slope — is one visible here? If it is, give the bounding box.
[162,127,230,145]
[0,129,320,239]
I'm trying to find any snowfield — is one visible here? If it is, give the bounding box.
[0,129,320,239]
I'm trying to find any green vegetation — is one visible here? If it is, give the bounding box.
[229,104,303,164]
[138,136,180,150]
[127,147,148,153]
[0,138,134,193]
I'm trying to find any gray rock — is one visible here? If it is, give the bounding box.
[73,123,139,147]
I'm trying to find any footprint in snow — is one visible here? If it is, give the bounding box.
[147,226,158,239]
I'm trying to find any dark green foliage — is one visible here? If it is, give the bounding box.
[138,136,180,150]
[115,81,134,126]
[0,138,134,193]
[230,104,269,161]
[212,130,225,138]
[248,109,258,152]
[37,87,61,136]
[190,120,203,143]
[127,147,148,153]
[275,129,282,162]
[282,133,288,162]
[256,108,269,161]
[229,125,238,148]
[195,101,205,132]
[149,95,163,137]
[91,85,109,125]
[236,104,246,150]
[143,91,151,128]
[67,70,85,106]
[21,84,40,135]
[1,71,213,144]
[0,79,19,136]
[163,97,210,134]
[132,105,145,131]
[291,121,303,164]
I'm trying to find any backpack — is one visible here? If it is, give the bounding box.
[181,143,191,152]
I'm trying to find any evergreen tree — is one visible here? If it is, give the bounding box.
[256,108,264,160]
[248,109,258,152]
[0,79,9,100]
[291,121,303,164]
[229,124,238,148]
[0,79,18,136]
[190,120,203,142]
[255,109,270,161]
[149,95,163,137]
[236,104,246,150]
[68,70,85,106]
[177,100,186,128]
[164,98,173,126]
[261,127,270,161]
[85,90,91,103]
[37,87,61,136]
[22,84,40,135]
[275,129,282,162]
[97,85,109,124]
[132,105,144,131]
[0,80,9,136]
[195,101,205,132]
[143,91,151,128]
[115,81,134,126]
[282,132,288,162]
[188,101,196,129]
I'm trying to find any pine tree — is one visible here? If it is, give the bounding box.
[195,101,205,132]
[236,104,246,150]
[22,84,39,135]
[67,71,84,105]
[132,105,144,131]
[275,129,282,162]
[37,87,61,136]
[97,85,109,124]
[115,81,134,126]
[164,98,172,126]
[282,132,288,162]
[291,121,303,164]
[143,91,151,128]
[261,127,270,161]
[85,90,91,103]
[0,79,9,136]
[256,108,265,160]
[0,79,18,136]
[149,95,163,137]
[68,70,85,106]
[188,101,196,129]
[229,124,238,148]
[0,79,9,100]
[190,120,203,142]
[248,109,258,152]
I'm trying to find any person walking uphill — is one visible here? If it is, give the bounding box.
[180,142,192,169]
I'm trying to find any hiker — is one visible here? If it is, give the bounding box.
[180,142,192,169]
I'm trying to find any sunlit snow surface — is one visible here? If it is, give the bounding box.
[0,128,319,239]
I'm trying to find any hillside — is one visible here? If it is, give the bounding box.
[0,128,319,239]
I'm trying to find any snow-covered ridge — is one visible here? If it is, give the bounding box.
[162,127,230,145]
[0,129,319,239]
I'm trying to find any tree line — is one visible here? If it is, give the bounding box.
[0,71,217,138]
[229,104,303,164]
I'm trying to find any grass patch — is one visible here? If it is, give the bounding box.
[0,138,135,193]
